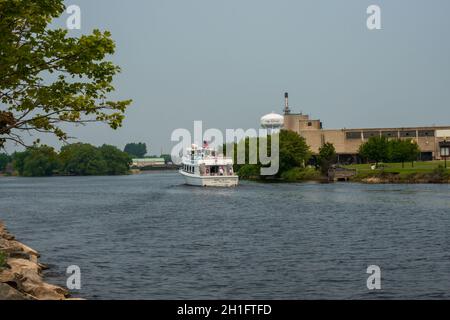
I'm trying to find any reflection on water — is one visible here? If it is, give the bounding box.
[1,172,450,299]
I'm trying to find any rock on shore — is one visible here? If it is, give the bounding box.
[0,221,70,300]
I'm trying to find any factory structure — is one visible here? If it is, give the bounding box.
[261,93,450,163]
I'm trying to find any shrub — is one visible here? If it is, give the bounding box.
[430,165,450,182]
[237,164,261,179]
[281,167,321,182]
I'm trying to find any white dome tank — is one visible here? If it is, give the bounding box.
[260,112,284,130]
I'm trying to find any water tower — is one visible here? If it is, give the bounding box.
[260,112,284,134]
[260,92,288,134]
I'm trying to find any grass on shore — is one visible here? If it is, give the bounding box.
[344,160,449,174]
[343,160,450,182]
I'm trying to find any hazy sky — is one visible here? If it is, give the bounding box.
[6,0,450,154]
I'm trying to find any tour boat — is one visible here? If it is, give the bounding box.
[179,143,239,187]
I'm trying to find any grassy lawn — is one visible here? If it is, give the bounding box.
[343,160,450,175]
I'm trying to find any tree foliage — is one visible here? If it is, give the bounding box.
[124,142,147,158]
[358,136,390,165]
[317,142,336,174]
[11,142,131,176]
[11,149,31,175]
[23,145,59,176]
[12,145,59,176]
[59,143,108,175]
[0,153,11,171]
[278,130,311,174]
[59,143,131,176]
[359,136,420,166]
[99,144,132,175]
[229,130,311,179]
[0,0,131,148]
[388,139,420,168]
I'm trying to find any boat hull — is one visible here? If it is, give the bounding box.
[180,170,239,187]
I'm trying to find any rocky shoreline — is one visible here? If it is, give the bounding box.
[0,221,70,300]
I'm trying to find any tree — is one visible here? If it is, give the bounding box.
[124,142,147,158]
[228,136,261,177]
[59,143,107,176]
[358,136,389,166]
[98,144,132,175]
[230,130,311,179]
[0,153,11,171]
[278,130,311,175]
[22,145,59,176]
[317,142,337,175]
[12,150,31,175]
[0,0,131,149]
[12,146,58,176]
[388,139,420,168]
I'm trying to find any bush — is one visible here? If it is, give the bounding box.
[237,164,261,179]
[281,167,321,182]
[431,165,450,182]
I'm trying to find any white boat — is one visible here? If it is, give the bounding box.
[179,144,239,187]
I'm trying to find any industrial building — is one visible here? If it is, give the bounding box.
[264,93,450,163]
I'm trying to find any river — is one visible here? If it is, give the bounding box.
[1,172,449,299]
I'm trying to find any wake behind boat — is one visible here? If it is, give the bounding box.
[179,143,239,187]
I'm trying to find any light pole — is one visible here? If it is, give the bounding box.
[439,141,450,168]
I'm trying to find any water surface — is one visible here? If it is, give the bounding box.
[1,172,449,299]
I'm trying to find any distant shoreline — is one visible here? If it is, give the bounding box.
[2,167,449,184]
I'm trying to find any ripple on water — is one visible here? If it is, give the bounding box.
[1,174,450,299]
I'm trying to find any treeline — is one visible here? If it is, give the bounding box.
[0,143,132,177]
[225,131,424,182]
[359,136,420,167]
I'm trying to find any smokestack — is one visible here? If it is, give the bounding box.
[284,92,290,114]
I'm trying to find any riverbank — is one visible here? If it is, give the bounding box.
[344,161,450,184]
[0,221,70,300]
[240,161,450,184]
[351,171,450,184]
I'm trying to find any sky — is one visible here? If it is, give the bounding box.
[5,0,450,154]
